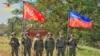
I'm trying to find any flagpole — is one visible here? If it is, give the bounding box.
[67,10,70,40]
[67,10,70,56]
[22,0,25,32]
[21,0,25,56]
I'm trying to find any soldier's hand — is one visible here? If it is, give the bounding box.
[11,41,14,43]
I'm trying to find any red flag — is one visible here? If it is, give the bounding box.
[23,2,44,23]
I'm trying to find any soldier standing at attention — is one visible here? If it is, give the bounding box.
[34,34,44,56]
[68,34,77,56]
[21,33,32,56]
[9,32,20,56]
[56,32,66,56]
[45,32,55,56]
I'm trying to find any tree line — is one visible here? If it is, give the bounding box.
[7,0,100,48]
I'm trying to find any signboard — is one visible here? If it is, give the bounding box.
[27,27,48,37]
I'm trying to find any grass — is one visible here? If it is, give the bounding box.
[0,37,100,56]
[0,37,10,56]
[77,45,100,56]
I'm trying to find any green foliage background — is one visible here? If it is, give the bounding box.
[7,0,100,48]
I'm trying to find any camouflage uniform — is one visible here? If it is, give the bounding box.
[45,34,55,56]
[34,37,44,56]
[22,34,32,56]
[68,35,77,56]
[56,37,66,56]
[9,33,20,56]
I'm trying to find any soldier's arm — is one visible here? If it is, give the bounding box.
[68,39,71,46]
[42,40,44,49]
[29,38,32,47]
[52,38,55,49]
[64,39,66,47]
[34,40,37,50]
[56,39,59,49]
[65,40,68,45]
[21,38,24,45]
[41,40,44,51]
[9,38,12,45]
[17,38,20,47]
[75,40,77,47]
[44,40,47,49]
[9,38,14,45]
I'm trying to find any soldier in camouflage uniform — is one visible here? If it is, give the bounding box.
[45,32,55,56]
[34,34,44,56]
[56,32,66,56]
[68,35,77,56]
[21,33,32,56]
[9,32,20,56]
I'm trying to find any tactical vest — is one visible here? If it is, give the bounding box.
[57,38,65,48]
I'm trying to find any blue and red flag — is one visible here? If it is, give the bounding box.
[68,10,92,28]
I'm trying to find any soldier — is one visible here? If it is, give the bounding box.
[68,34,77,56]
[34,34,44,56]
[9,32,20,56]
[56,32,66,56]
[45,32,55,56]
[21,32,32,56]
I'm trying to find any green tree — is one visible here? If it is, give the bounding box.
[8,16,22,35]
[7,0,100,47]
[35,0,100,47]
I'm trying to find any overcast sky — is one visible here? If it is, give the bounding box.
[0,0,12,24]
[0,0,36,24]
